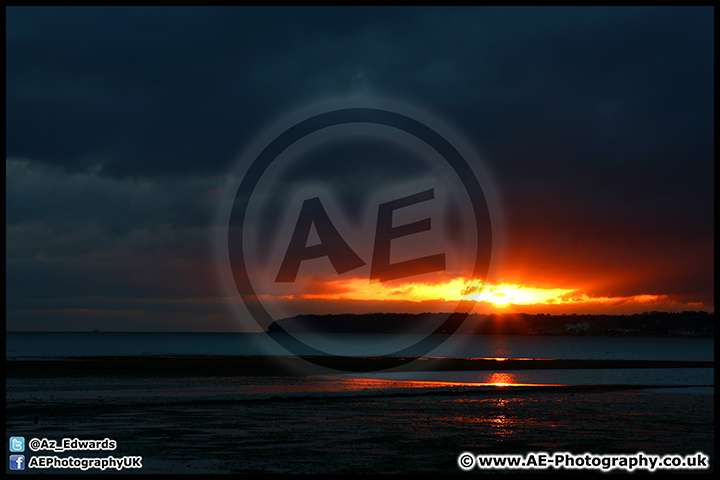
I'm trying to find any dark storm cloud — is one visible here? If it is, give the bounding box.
[5,158,230,330]
[6,159,221,300]
[6,6,713,330]
[6,7,424,177]
[7,7,712,178]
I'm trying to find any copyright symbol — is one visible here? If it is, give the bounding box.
[29,438,41,451]
[458,452,475,470]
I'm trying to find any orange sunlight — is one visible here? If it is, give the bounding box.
[487,372,515,387]
[295,276,663,308]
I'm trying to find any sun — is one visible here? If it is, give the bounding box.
[465,283,577,306]
[489,293,511,306]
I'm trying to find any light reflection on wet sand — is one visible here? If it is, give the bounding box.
[320,373,564,391]
[6,373,713,474]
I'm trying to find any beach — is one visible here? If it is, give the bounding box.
[6,355,714,474]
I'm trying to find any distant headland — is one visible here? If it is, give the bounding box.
[267,311,714,337]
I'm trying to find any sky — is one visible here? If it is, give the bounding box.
[6,6,714,332]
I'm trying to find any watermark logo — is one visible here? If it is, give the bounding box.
[9,437,24,453]
[218,97,499,371]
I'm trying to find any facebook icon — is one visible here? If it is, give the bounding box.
[10,455,25,470]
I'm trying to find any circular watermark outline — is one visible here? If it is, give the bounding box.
[217,96,502,373]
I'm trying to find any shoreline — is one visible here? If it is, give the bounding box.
[6,355,714,376]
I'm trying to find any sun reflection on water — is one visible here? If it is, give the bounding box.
[487,372,514,387]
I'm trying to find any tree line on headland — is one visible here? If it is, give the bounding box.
[267,311,714,337]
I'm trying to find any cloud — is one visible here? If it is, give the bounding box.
[6,159,222,300]
[6,7,714,331]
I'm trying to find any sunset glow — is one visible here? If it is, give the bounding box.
[289,277,666,308]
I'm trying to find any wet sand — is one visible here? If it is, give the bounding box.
[5,359,714,474]
[6,388,714,474]
[6,357,714,474]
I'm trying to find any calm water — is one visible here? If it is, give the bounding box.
[6,332,714,395]
[5,332,714,361]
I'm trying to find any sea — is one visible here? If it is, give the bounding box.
[6,332,714,473]
[7,331,715,360]
[5,332,714,395]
